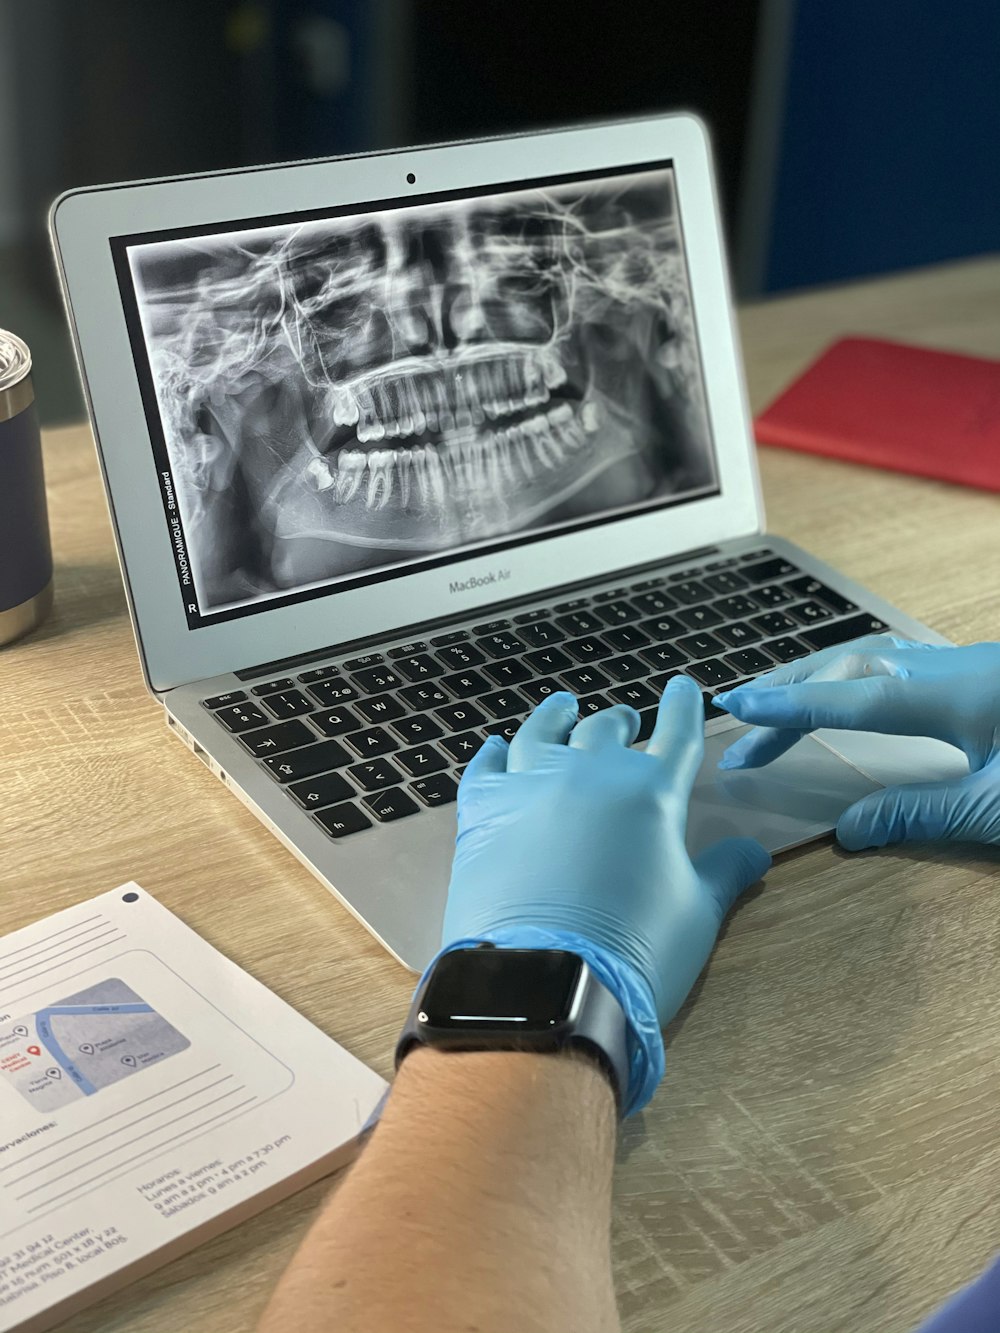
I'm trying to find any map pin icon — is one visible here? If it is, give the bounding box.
[78,1043,95,1055]
[121,1055,137,1068]
[27,1045,41,1056]
[46,1068,61,1080]
[13,1025,27,1037]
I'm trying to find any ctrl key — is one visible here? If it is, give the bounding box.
[362,787,420,823]
[314,802,372,839]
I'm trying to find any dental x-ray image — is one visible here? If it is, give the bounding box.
[125,165,717,619]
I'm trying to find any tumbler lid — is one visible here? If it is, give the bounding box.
[0,329,34,423]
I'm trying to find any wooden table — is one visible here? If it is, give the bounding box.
[3,256,1000,1333]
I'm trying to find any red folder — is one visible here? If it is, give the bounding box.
[753,336,1000,492]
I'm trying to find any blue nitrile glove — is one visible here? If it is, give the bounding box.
[441,679,771,1115]
[713,636,1000,850]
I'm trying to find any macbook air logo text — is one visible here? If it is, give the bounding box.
[449,570,511,594]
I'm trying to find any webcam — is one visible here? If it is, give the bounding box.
[406,172,416,184]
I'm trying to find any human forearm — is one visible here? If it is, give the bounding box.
[257,1046,619,1333]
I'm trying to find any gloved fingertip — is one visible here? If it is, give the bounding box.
[543,690,578,710]
[712,690,732,709]
[717,754,744,770]
[665,673,699,692]
[834,812,875,852]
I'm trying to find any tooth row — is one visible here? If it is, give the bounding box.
[306,398,598,510]
[344,349,568,443]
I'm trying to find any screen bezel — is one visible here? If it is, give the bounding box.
[51,114,764,693]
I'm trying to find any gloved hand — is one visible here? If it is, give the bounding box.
[443,679,771,1031]
[712,636,1000,850]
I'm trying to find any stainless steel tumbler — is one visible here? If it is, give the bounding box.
[0,330,53,645]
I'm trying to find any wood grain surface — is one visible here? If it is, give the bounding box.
[2,257,999,1333]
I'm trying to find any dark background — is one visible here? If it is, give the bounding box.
[1,0,998,425]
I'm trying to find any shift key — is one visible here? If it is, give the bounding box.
[263,739,351,782]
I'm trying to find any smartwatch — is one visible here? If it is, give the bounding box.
[395,944,630,1113]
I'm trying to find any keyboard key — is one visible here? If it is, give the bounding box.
[260,688,315,719]
[251,678,295,696]
[484,720,522,742]
[410,773,458,806]
[554,598,588,613]
[603,654,647,682]
[723,647,774,675]
[637,613,687,640]
[594,599,636,625]
[676,604,724,631]
[636,708,658,742]
[478,632,525,659]
[355,693,407,725]
[437,642,486,670]
[474,619,512,635]
[564,636,613,663]
[344,726,399,758]
[363,787,420,823]
[203,690,247,709]
[344,653,385,671]
[676,631,724,658]
[703,570,749,595]
[483,658,532,686]
[399,683,450,710]
[512,608,550,624]
[603,625,650,651]
[714,594,758,620]
[393,654,443,682]
[430,630,471,646]
[763,635,810,663]
[715,621,762,648]
[799,613,889,651]
[671,580,710,605]
[632,577,665,590]
[387,640,428,658]
[350,665,403,693]
[298,665,343,685]
[560,665,610,693]
[524,646,572,674]
[396,744,448,776]
[788,599,834,625]
[238,719,316,757]
[633,590,677,615]
[215,702,268,732]
[687,658,739,687]
[785,576,858,616]
[390,715,444,744]
[441,669,490,698]
[743,557,796,583]
[739,548,774,562]
[750,584,794,609]
[264,739,351,782]
[610,681,659,709]
[440,731,486,763]
[312,706,361,737]
[348,757,405,791]
[435,701,487,731]
[705,557,739,571]
[307,679,359,707]
[521,677,563,704]
[556,610,603,637]
[578,693,609,717]
[289,770,354,809]
[518,620,565,648]
[751,611,797,636]
[594,586,629,603]
[314,803,372,838]
[478,689,529,719]
[639,643,687,671]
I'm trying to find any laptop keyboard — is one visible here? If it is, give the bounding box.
[201,549,889,839]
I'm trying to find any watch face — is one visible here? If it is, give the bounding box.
[421,949,583,1032]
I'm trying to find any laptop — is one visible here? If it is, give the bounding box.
[50,113,967,971]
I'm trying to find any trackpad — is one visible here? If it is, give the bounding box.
[684,726,883,857]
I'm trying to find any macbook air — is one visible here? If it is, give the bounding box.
[50,114,967,969]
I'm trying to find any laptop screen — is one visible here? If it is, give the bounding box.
[112,160,719,630]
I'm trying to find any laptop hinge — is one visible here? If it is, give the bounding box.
[233,545,721,682]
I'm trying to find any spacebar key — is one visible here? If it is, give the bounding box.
[799,613,889,651]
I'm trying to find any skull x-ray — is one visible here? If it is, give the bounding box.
[125,165,717,619]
